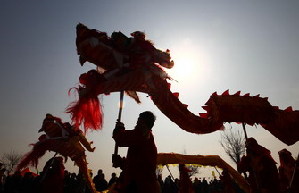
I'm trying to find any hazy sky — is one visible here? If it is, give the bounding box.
[1,0,298,178]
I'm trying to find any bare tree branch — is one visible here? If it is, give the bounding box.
[0,150,23,173]
[219,126,246,166]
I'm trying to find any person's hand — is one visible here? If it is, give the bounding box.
[112,154,122,168]
[115,121,124,128]
[113,121,125,137]
[112,154,125,169]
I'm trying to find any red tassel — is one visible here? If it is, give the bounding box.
[66,95,103,132]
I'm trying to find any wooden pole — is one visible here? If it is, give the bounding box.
[113,91,124,156]
[242,122,248,140]
[241,122,249,180]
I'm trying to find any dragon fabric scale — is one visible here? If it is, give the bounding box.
[67,23,299,146]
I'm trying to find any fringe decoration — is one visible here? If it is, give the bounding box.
[16,139,48,171]
[66,93,103,133]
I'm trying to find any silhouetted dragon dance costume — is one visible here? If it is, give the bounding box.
[17,23,299,193]
[16,113,97,193]
[68,23,299,146]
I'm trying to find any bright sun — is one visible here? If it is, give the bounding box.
[168,55,196,81]
[166,40,204,85]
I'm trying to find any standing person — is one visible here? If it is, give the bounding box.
[39,156,65,193]
[93,169,108,192]
[278,148,296,192]
[178,164,195,193]
[164,175,177,193]
[112,111,160,193]
[219,169,237,193]
[238,138,280,193]
[108,172,118,187]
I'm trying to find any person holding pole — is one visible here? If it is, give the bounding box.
[112,111,160,193]
[238,138,280,193]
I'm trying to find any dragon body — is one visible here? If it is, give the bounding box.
[67,23,299,146]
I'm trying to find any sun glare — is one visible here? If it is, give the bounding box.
[168,56,196,81]
[167,40,204,86]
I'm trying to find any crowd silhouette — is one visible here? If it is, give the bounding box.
[0,168,246,193]
[0,168,117,193]
[0,137,298,193]
[0,160,298,193]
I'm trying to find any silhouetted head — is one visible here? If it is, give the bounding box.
[97,169,103,175]
[278,148,295,165]
[245,137,271,156]
[137,111,156,130]
[245,137,258,148]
